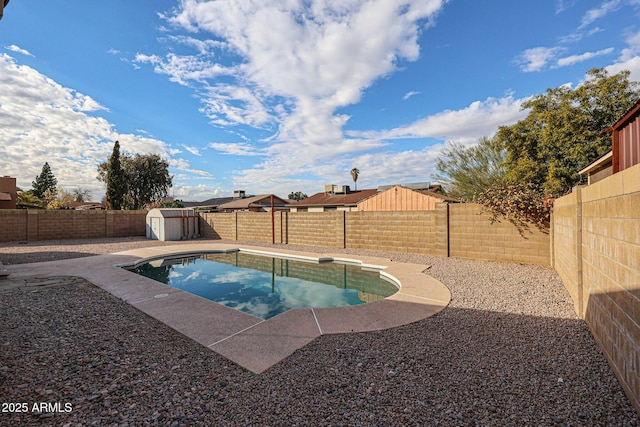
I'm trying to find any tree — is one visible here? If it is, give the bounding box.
[125,154,173,209]
[98,151,173,210]
[497,68,640,196]
[16,189,42,209]
[71,188,92,202]
[434,136,506,201]
[288,191,308,201]
[47,189,76,210]
[350,168,360,191]
[105,141,126,210]
[31,162,57,199]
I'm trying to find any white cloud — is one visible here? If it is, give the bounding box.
[144,1,447,149]
[170,158,214,178]
[0,54,175,199]
[516,47,564,72]
[618,30,640,62]
[556,47,615,67]
[5,45,34,57]
[349,95,528,145]
[209,142,264,156]
[226,94,527,196]
[606,29,640,81]
[579,0,621,29]
[402,91,421,100]
[182,144,202,156]
[134,52,234,86]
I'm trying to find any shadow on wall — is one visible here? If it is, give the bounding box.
[584,288,640,413]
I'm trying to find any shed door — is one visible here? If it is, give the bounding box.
[151,217,161,240]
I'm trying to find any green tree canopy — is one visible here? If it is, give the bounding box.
[98,151,173,210]
[288,191,308,201]
[434,136,506,201]
[105,140,126,210]
[497,68,640,196]
[31,162,57,199]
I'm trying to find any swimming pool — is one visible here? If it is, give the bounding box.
[124,251,399,319]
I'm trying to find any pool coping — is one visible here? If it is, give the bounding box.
[3,243,451,373]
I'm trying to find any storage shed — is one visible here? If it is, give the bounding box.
[146,208,200,241]
[357,185,458,211]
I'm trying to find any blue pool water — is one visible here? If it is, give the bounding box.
[125,251,398,319]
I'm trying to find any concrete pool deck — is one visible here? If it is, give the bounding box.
[2,243,451,373]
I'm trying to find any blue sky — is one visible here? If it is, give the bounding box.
[1,0,639,202]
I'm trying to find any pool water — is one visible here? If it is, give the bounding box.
[125,252,398,319]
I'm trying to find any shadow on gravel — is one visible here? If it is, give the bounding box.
[0,281,638,426]
[0,251,98,265]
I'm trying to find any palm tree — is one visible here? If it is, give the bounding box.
[350,168,360,191]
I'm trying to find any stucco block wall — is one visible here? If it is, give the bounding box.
[552,163,640,413]
[0,210,146,242]
[449,204,550,265]
[345,211,439,254]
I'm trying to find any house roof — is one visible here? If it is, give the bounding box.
[217,194,288,210]
[182,196,235,208]
[579,150,613,175]
[290,189,378,207]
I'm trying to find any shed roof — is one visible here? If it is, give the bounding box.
[147,208,198,218]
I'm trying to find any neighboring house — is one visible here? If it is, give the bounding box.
[608,100,640,174]
[357,185,458,212]
[580,100,640,184]
[289,185,377,212]
[579,150,613,185]
[217,194,290,212]
[0,176,17,209]
[182,196,235,211]
[73,202,104,210]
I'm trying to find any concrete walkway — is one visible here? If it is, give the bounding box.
[3,243,450,373]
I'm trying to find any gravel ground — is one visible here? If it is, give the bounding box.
[0,237,638,426]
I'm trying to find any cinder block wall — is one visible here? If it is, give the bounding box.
[201,204,549,264]
[0,210,146,242]
[551,191,584,315]
[199,212,236,240]
[286,212,344,248]
[345,211,439,254]
[0,210,28,242]
[108,211,148,237]
[449,204,550,265]
[552,163,640,413]
[237,212,278,243]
